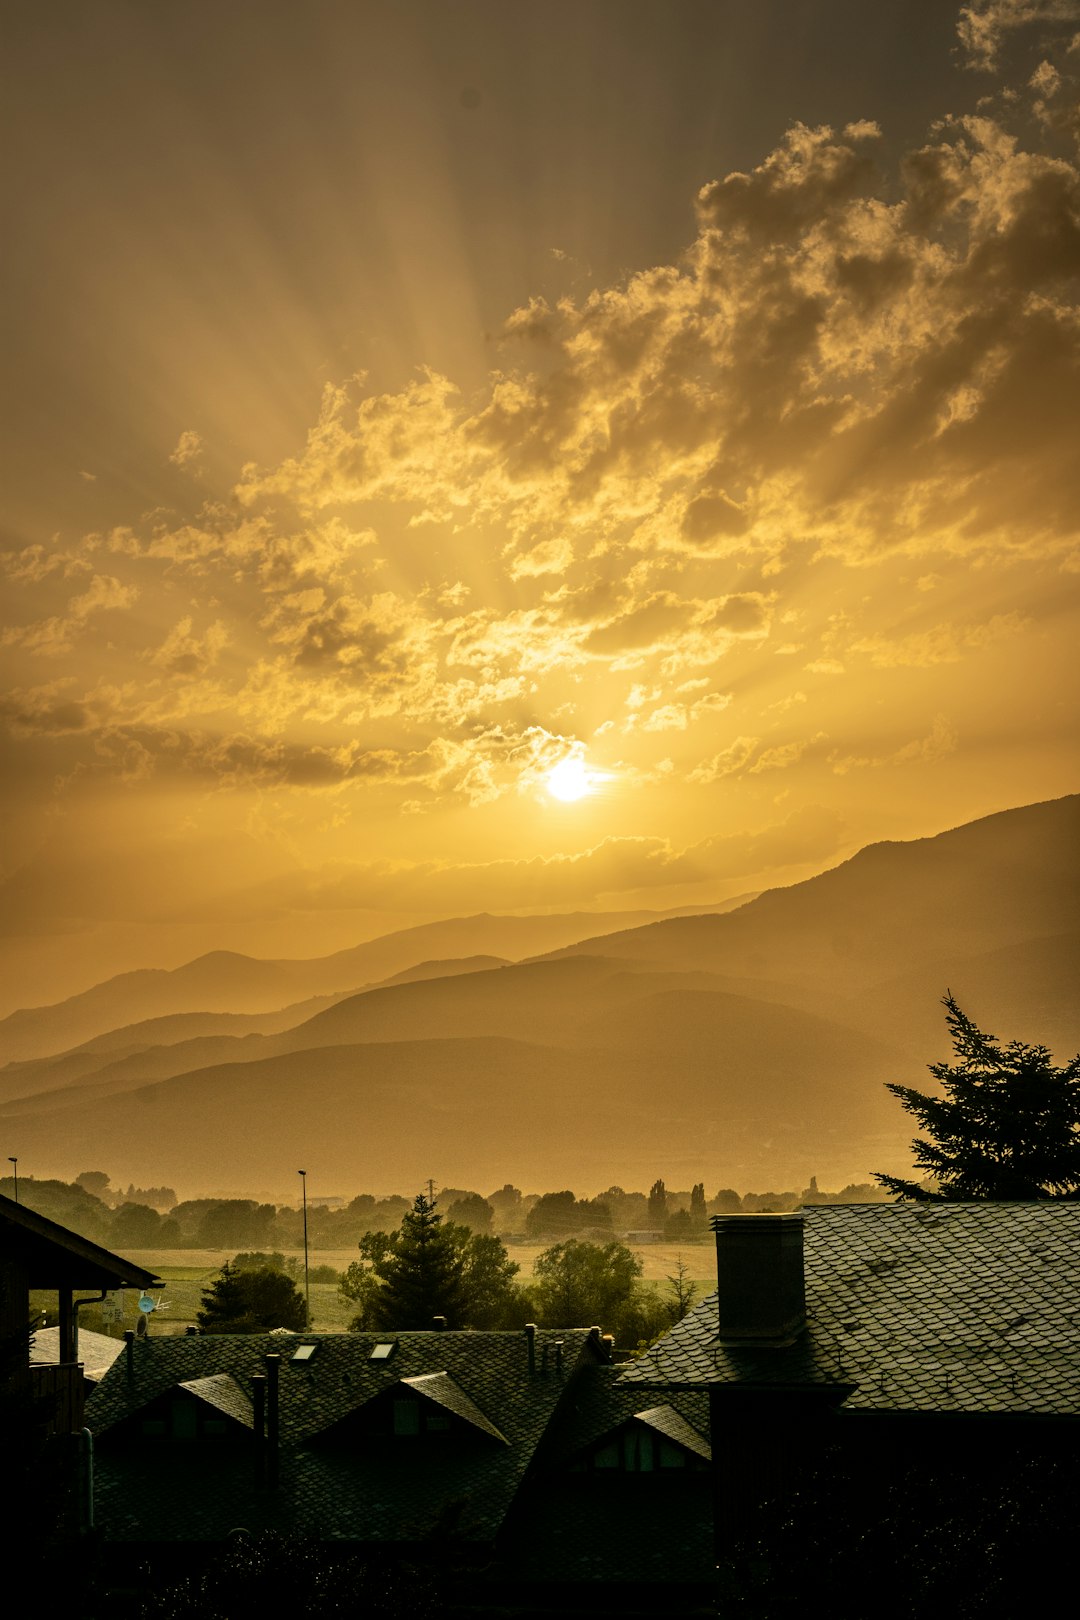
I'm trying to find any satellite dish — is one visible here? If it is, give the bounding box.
[137,1292,156,1314]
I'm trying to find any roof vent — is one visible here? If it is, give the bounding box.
[712,1213,806,1346]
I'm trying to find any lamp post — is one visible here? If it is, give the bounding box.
[7,1157,17,1204]
[298,1169,310,1329]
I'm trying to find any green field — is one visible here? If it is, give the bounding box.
[31,1241,717,1340]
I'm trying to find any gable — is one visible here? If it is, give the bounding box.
[569,1406,711,1473]
[312,1370,507,1446]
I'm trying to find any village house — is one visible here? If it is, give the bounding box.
[7,1194,1080,1612]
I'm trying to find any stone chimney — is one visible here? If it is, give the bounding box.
[711,1214,806,1346]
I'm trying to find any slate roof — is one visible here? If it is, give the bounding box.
[634,1403,712,1461]
[178,1372,254,1428]
[31,1325,124,1382]
[86,1327,601,1544]
[620,1202,1080,1418]
[399,1370,508,1443]
[499,1365,715,1586]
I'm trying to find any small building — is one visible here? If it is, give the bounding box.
[1,1191,159,1435]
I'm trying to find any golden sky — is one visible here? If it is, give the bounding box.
[2,0,1079,1010]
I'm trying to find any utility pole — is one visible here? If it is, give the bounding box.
[298,1169,310,1329]
[426,1177,436,1204]
[7,1157,17,1203]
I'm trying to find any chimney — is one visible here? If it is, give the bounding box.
[265,1354,280,1491]
[185,1325,199,1336]
[251,1373,266,1485]
[711,1214,806,1346]
[124,1329,135,1381]
[554,1339,564,1375]
[524,1323,537,1376]
[432,1315,447,1331]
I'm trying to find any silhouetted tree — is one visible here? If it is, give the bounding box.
[75,1170,112,1200]
[524,1190,613,1239]
[530,1238,666,1345]
[873,994,1080,1200]
[445,1192,493,1233]
[341,1194,520,1330]
[111,1201,163,1247]
[690,1182,707,1229]
[663,1255,698,1323]
[197,1263,306,1333]
[710,1187,742,1214]
[647,1178,668,1225]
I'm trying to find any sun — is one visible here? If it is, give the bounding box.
[547,756,594,802]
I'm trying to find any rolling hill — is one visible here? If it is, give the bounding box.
[2,795,1076,1194]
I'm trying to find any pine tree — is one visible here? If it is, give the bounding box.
[197,1263,307,1333]
[873,994,1080,1200]
[369,1192,469,1328]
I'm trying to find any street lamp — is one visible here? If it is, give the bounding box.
[298,1169,310,1329]
[7,1157,17,1204]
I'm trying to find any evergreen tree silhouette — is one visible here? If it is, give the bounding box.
[873,993,1080,1200]
[372,1192,469,1328]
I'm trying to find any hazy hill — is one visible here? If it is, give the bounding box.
[0,1010,907,1196]
[3,796,1076,1193]
[540,796,1080,992]
[0,902,749,1064]
[0,960,771,1108]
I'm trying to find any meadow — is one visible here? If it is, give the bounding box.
[34,1242,718,1337]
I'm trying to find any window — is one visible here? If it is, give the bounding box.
[572,1423,704,1472]
[393,1398,421,1436]
[391,1396,453,1436]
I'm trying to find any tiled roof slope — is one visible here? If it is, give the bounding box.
[86,1328,598,1544]
[31,1325,124,1382]
[620,1203,1080,1416]
[178,1372,254,1427]
[501,1367,715,1586]
[399,1371,508,1442]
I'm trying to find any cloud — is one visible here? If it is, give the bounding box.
[850,610,1028,667]
[828,714,959,774]
[169,429,205,469]
[956,1,1080,70]
[149,617,229,676]
[1,574,138,656]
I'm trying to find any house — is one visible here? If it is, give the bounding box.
[621,1204,1080,1613]
[86,1319,720,1611]
[0,1190,160,1435]
[86,1324,610,1544]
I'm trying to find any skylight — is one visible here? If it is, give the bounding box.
[291,1344,318,1363]
[370,1342,397,1361]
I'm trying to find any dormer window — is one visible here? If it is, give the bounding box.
[570,1406,710,1473]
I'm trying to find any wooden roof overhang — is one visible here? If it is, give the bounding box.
[0,1192,161,1290]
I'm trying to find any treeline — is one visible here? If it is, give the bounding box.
[0,1169,892,1251]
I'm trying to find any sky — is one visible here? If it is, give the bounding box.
[2,0,1079,1012]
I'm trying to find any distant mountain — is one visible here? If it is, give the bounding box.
[540,796,1080,994]
[0,900,750,1064]
[0,1012,906,1196]
[3,797,1075,1194]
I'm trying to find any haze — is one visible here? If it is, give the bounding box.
[2,0,1079,1019]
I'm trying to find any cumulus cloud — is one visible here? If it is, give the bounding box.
[4,28,1078,896]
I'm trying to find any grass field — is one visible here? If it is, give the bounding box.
[32,1241,717,1339]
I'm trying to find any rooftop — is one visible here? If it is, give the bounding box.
[620,1202,1080,1416]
